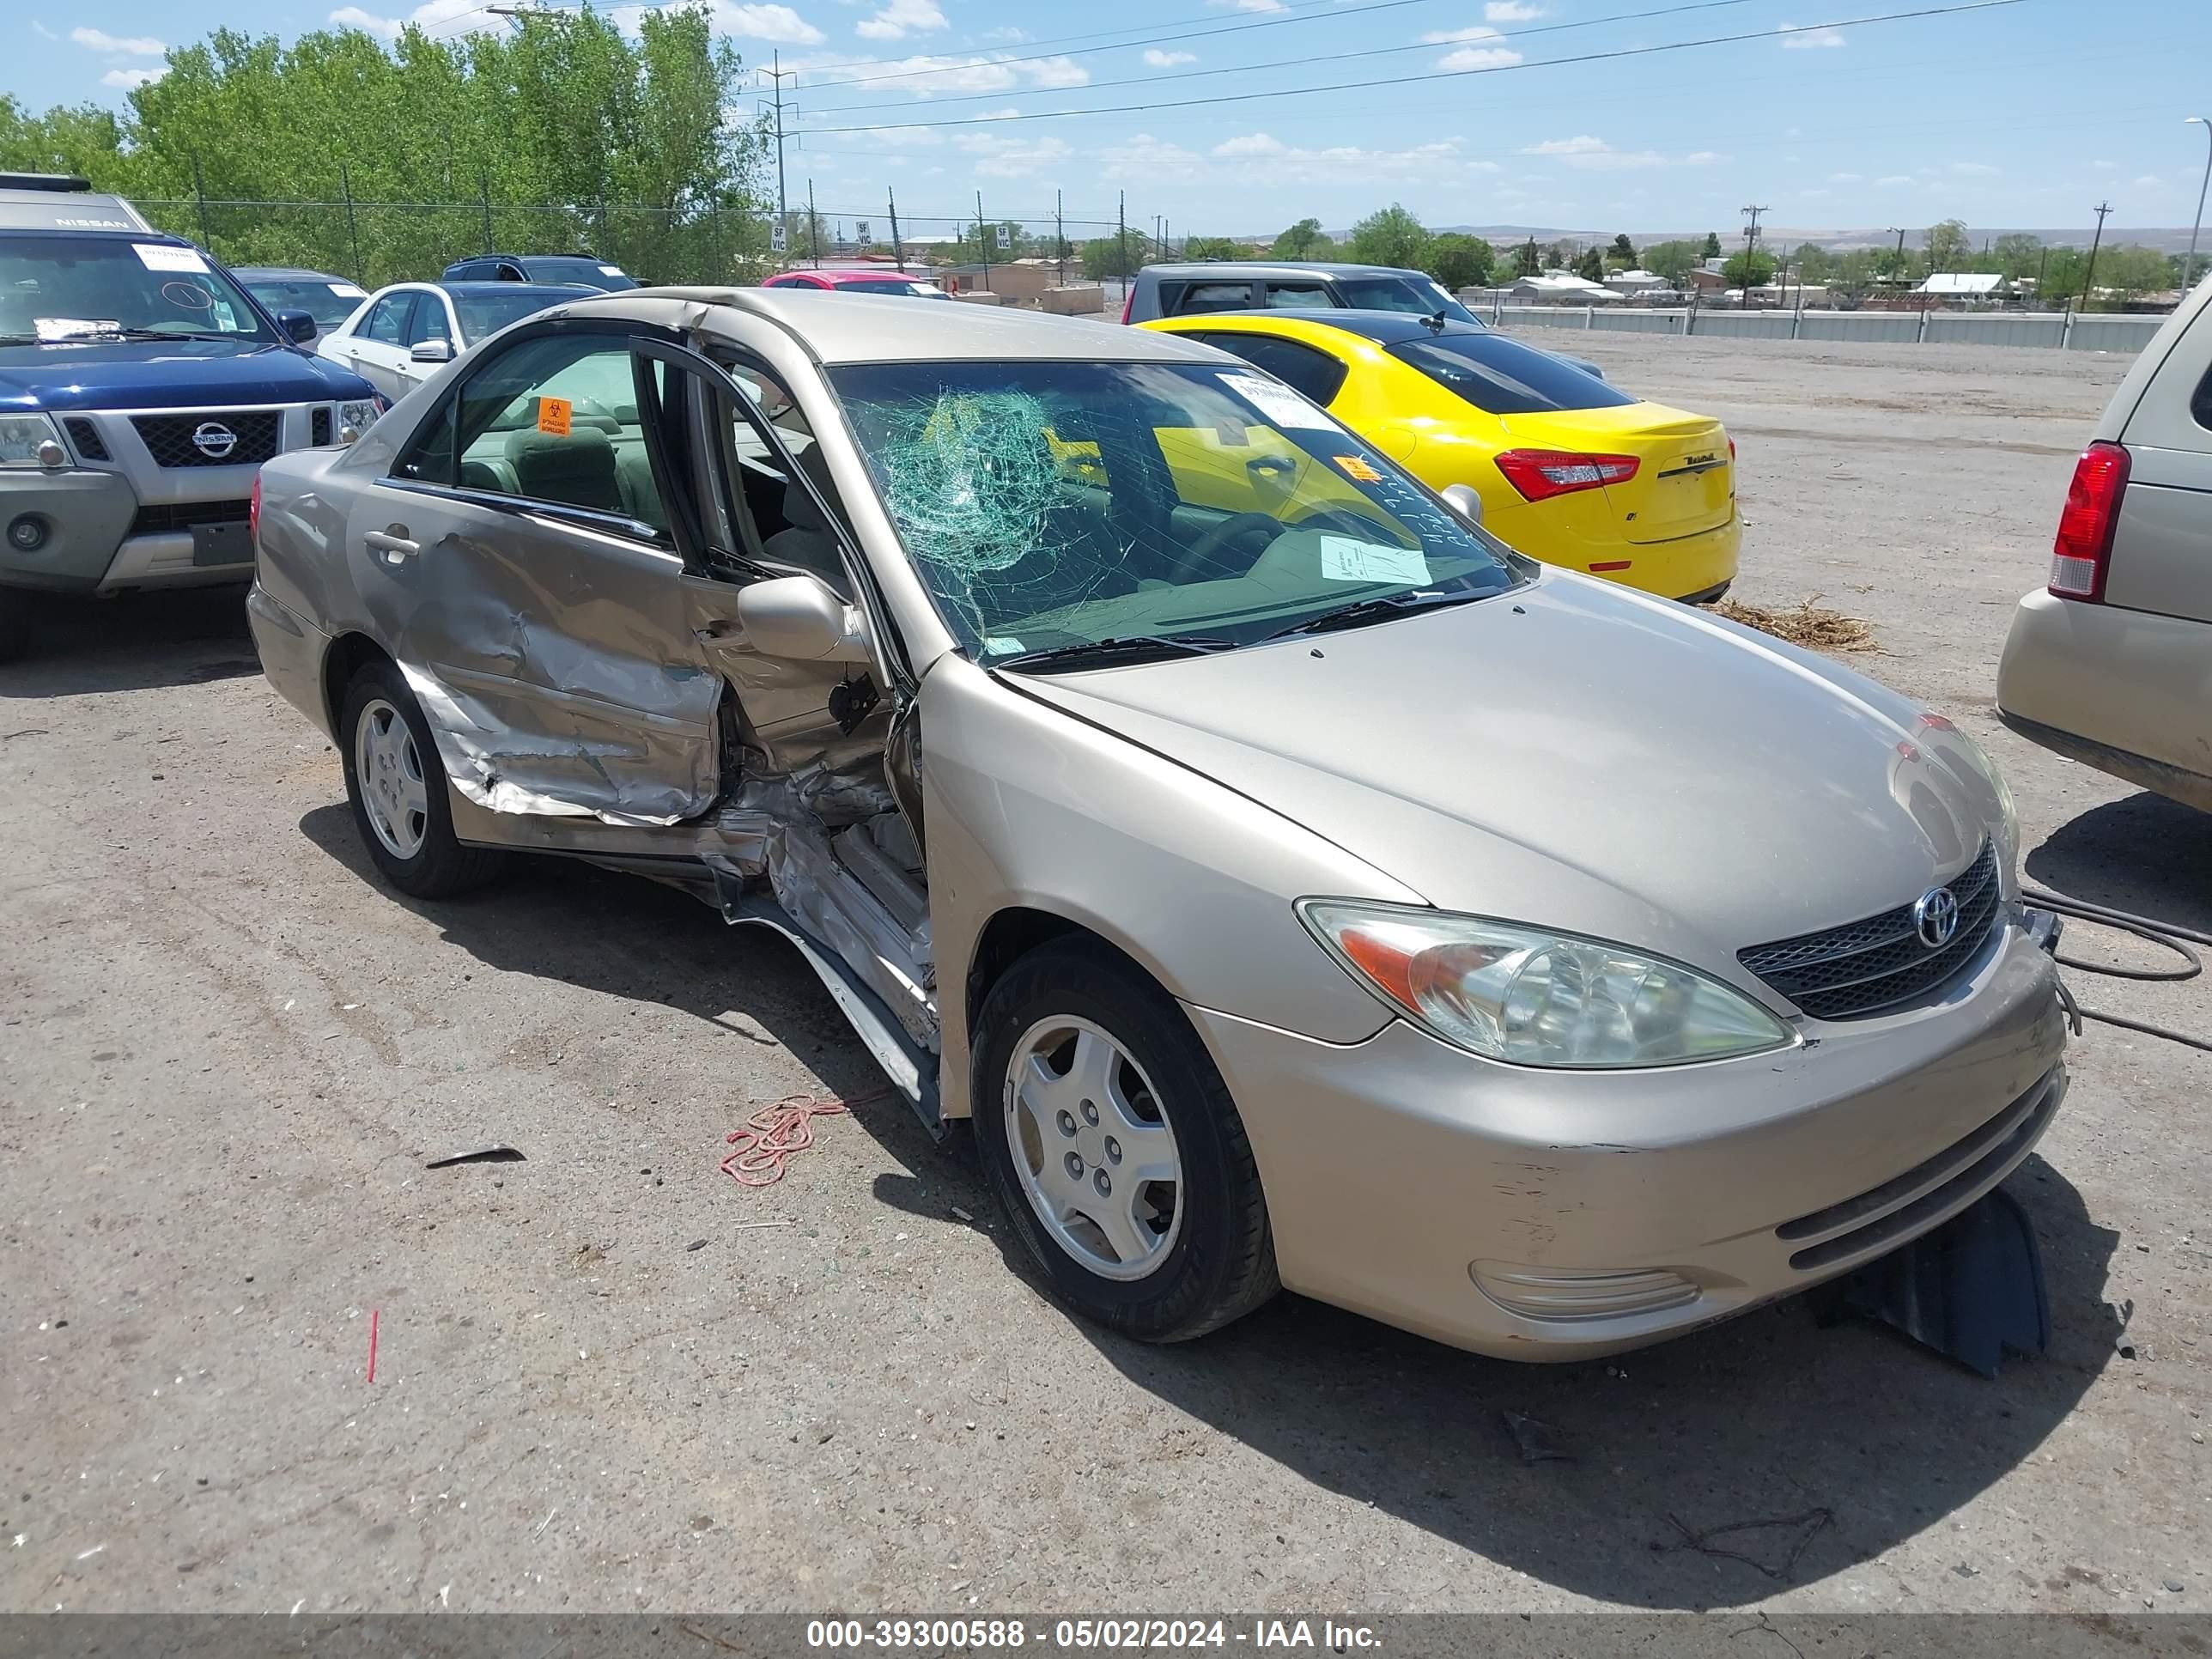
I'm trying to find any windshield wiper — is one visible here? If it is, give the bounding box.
[1263,586,1492,641]
[991,634,1237,672]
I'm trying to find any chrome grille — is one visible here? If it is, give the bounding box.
[131,409,282,468]
[1740,841,2001,1020]
[63,416,110,461]
[310,405,332,446]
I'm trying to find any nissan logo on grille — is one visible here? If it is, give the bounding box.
[191,422,239,460]
[1913,885,1961,949]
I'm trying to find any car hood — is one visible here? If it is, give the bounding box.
[1008,572,2002,981]
[0,337,374,412]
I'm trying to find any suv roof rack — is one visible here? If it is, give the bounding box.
[0,173,94,193]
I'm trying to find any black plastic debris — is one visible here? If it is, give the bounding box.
[425,1145,526,1169]
[1819,1186,2049,1377]
[1501,1410,1574,1465]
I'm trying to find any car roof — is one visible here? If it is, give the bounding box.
[1141,262,1431,283]
[439,280,600,297]
[0,175,155,234]
[233,266,346,281]
[596,287,1222,366]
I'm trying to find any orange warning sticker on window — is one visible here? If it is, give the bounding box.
[537,396,573,437]
[1334,453,1382,483]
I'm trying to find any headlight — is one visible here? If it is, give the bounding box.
[0,412,65,469]
[337,399,380,433]
[1297,900,1796,1068]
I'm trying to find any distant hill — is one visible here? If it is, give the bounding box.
[1401,225,2203,253]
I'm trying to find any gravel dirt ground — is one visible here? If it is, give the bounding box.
[2,331,2207,1620]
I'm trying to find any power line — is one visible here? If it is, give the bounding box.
[808,0,1765,121]
[793,0,2027,138]
[800,0,1759,112]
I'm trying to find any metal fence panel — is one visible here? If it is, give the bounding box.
[1491,303,2170,358]
[2065,313,2167,354]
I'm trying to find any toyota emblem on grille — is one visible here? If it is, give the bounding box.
[1913,885,1961,949]
[191,421,238,459]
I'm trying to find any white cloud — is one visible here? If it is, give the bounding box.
[1520,134,1663,170]
[1779,22,1845,47]
[979,24,1026,39]
[2093,158,2118,171]
[1208,0,1287,12]
[328,0,499,39]
[708,3,825,44]
[101,65,166,87]
[1438,45,1522,69]
[1686,150,1723,165]
[32,21,60,39]
[805,50,1088,96]
[953,132,1069,179]
[1948,161,1999,176]
[1421,23,1502,41]
[1142,48,1195,66]
[1485,0,1542,15]
[1101,129,1497,187]
[1875,173,1913,186]
[856,0,945,40]
[73,26,165,53]
[2135,173,2163,188]
[1828,170,1862,182]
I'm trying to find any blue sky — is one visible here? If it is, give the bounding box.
[16,0,2212,242]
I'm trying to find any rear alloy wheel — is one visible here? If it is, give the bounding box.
[974,938,1279,1342]
[337,659,505,900]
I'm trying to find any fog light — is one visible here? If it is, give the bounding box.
[8,514,47,552]
[1471,1261,1700,1322]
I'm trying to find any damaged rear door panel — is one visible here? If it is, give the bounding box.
[357,324,723,824]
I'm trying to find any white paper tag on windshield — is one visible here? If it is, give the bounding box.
[328,282,368,298]
[132,243,210,274]
[35,317,120,342]
[1221,371,1342,434]
[599,264,624,276]
[1320,535,1431,586]
[984,635,1025,654]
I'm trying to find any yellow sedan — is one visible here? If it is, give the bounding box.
[1140,310,1739,602]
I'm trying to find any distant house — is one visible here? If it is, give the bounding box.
[1603,267,1669,294]
[1916,271,2008,303]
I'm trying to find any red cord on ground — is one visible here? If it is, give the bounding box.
[720,1090,890,1187]
[367,1308,380,1384]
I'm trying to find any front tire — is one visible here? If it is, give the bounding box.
[973,938,1279,1342]
[337,659,504,899]
[0,589,31,664]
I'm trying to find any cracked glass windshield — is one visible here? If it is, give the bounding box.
[827,360,1517,665]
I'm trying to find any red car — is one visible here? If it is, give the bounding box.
[762,268,951,299]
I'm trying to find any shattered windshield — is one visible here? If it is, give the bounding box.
[826,360,1518,664]
[0,234,276,343]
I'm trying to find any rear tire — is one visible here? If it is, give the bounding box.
[973,937,1279,1342]
[338,659,505,899]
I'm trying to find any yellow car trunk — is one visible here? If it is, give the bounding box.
[1498,403,1732,545]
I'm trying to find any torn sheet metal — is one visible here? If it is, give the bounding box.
[701,758,939,1053]
[398,658,719,828]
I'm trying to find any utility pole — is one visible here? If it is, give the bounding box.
[976,191,990,291]
[1055,188,1066,285]
[1118,190,1127,290]
[2081,201,2113,307]
[2186,116,2212,291]
[1740,204,1766,301]
[807,178,820,266]
[339,163,362,283]
[888,189,905,272]
[760,54,797,264]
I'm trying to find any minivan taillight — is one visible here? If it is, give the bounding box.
[248,474,262,550]
[1120,287,1134,325]
[2049,440,2129,602]
[1493,449,1639,502]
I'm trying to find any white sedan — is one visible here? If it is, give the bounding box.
[317,280,599,401]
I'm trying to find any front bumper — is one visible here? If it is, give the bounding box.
[1189,915,2066,1360]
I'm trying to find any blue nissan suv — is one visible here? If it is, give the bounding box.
[0,173,382,659]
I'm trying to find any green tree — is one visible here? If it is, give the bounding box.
[1923,218,1973,273]
[2096,244,2179,305]
[1723,249,1777,289]
[0,95,127,178]
[1641,238,1702,283]
[1346,203,1430,270]
[1514,236,1541,276]
[1607,232,1637,268]
[1990,232,2044,279]
[1789,241,1834,283]
[1081,232,1156,279]
[1574,246,1605,283]
[1424,232,1494,291]
[1702,231,1723,259]
[1270,216,1331,259]
[1181,234,1243,260]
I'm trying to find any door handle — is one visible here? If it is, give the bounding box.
[365,526,419,562]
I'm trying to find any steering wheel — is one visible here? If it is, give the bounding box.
[1173,511,1285,582]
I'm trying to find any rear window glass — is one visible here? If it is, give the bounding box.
[1336,276,1476,323]
[1389,334,1635,416]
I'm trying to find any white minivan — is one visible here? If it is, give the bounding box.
[1997,274,2212,811]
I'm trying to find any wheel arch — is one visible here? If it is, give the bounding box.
[321,629,398,734]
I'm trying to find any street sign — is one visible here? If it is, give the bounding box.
[770,222,788,254]
[855,219,871,244]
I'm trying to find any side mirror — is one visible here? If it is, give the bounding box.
[277,308,318,344]
[1441,483,1485,526]
[734,574,872,663]
[410,339,454,365]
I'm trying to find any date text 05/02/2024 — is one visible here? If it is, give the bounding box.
[805,1619,1382,1650]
